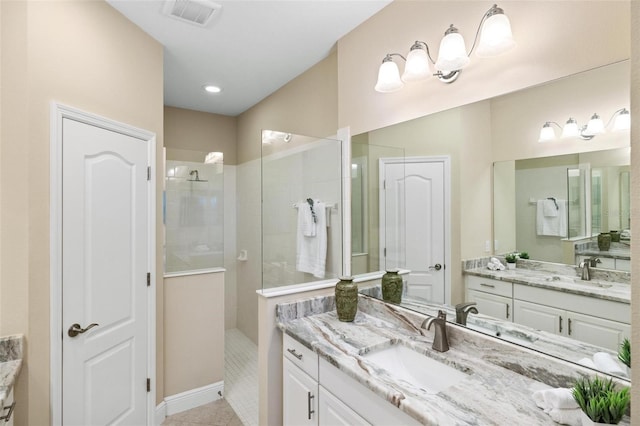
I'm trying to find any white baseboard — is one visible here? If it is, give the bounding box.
[155,401,167,425]
[164,381,225,417]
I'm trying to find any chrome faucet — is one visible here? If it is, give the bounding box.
[421,310,449,352]
[455,302,478,326]
[579,257,601,281]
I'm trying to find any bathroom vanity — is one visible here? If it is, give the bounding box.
[277,295,629,425]
[464,260,630,352]
[0,335,23,426]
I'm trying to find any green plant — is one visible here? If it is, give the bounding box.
[618,338,630,368]
[572,376,630,424]
[505,253,518,263]
[519,252,530,259]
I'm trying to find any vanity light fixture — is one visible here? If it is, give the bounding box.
[204,151,223,164]
[374,3,515,92]
[538,108,631,142]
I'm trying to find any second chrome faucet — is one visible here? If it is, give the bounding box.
[421,310,449,352]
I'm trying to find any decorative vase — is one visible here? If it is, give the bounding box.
[506,262,516,270]
[381,269,403,304]
[610,230,620,242]
[597,233,611,251]
[335,276,357,322]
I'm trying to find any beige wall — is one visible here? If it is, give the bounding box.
[164,106,237,165]
[235,52,339,343]
[0,1,164,423]
[337,1,630,136]
[629,1,639,419]
[164,272,224,396]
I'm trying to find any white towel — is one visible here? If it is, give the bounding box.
[548,408,581,426]
[297,202,316,237]
[536,199,568,237]
[578,357,597,369]
[533,388,578,412]
[543,199,559,217]
[593,352,627,377]
[296,201,327,278]
[487,257,505,271]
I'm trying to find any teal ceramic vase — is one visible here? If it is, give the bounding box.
[381,269,403,304]
[335,276,357,322]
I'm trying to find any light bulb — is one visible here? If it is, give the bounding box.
[374,57,404,93]
[435,25,470,72]
[613,109,630,131]
[561,118,579,138]
[584,113,605,135]
[538,123,556,142]
[476,8,516,57]
[402,45,431,82]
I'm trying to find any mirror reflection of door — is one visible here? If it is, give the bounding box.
[379,157,448,304]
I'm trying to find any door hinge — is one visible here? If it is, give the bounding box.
[147,378,151,392]
[147,166,151,181]
[383,247,386,257]
[383,179,386,190]
[147,272,151,287]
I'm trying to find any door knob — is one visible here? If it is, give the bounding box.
[68,323,99,337]
[429,264,443,271]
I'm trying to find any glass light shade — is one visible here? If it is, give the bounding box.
[375,60,404,93]
[476,14,516,57]
[584,113,605,135]
[561,118,579,138]
[402,48,431,82]
[538,123,556,142]
[435,31,470,72]
[613,109,631,131]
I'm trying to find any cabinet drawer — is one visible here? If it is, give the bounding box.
[283,333,318,380]
[466,275,512,298]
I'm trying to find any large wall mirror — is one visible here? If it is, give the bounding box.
[350,60,630,380]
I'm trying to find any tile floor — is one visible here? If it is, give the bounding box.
[224,329,259,426]
[162,328,259,426]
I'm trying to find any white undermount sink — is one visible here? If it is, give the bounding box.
[363,344,469,394]
[544,275,613,288]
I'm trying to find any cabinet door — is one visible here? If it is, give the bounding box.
[318,386,370,426]
[568,311,631,351]
[467,290,512,321]
[284,358,318,426]
[513,300,563,334]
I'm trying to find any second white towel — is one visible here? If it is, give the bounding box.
[296,201,327,278]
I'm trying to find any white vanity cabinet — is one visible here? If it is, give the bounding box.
[283,334,318,426]
[513,284,630,351]
[466,276,513,321]
[283,334,420,426]
[0,389,15,426]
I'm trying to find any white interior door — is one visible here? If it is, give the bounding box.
[62,117,150,425]
[380,158,447,304]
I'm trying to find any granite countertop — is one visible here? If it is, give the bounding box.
[464,265,630,304]
[0,335,24,412]
[277,295,630,425]
[575,246,631,260]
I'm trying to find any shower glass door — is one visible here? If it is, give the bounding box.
[261,130,342,289]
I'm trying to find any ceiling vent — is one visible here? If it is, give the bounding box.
[162,0,222,27]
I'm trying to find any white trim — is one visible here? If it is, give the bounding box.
[256,278,338,298]
[377,156,452,305]
[49,102,157,425]
[338,127,352,277]
[164,381,224,416]
[164,267,226,278]
[155,401,167,426]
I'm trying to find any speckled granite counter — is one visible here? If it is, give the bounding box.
[463,259,630,304]
[575,241,630,260]
[0,335,23,412]
[277,295,630,425]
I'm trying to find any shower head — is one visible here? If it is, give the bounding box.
[187,170,208,182]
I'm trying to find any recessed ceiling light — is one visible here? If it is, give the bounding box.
[203,85,221,93]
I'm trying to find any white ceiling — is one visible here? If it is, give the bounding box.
[106,0,391,117]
